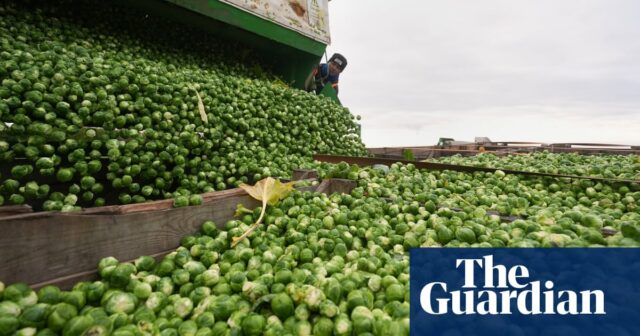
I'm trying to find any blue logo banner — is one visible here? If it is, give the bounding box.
[410,248,640,336]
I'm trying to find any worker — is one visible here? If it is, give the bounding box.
[304,53,347,95]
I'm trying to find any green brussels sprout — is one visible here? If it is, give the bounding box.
[178,320,197,336]
[210,321,229,336]
[86,282,107,304]
[133,306,156,324]
[195,312,215,328]
[351,306,374,334]
[333,314,352,336]
[98,257,119,279]
[0,316,19,336]
[173,298,193,318]
[3,283,38,308]
[145,292,168,313]
[312,316,334,336]
[134,256,156,272]
[183,261,206,278]
[156,278,175,296]
[0,301,21,317]
[319,300,340,318]
[62,291,86,310]
[19,303,51,328]
[110,263,137,288]
[104,292,137,315]
[62,315,93,336]
[271,293,294,320]
[241,313,266,336]
[47,303,78,332]
[13,327,37,336]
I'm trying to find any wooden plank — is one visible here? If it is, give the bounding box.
[0,192,260,287]
[0,205,33,218]
[292,169,318,181]
[316,179,357,195]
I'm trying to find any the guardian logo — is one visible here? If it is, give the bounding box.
[420,255,606,316]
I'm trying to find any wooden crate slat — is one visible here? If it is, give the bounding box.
[0,192,259,286]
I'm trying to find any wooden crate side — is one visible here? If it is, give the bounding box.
[0,193,259,286]
[292,169,319,181]
[0,205,33,218]
[315,179,357,195]
[0,179,347,288]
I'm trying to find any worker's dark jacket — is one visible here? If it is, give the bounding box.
[312,63,339,95]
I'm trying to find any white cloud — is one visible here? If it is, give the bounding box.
[327,0,640,146]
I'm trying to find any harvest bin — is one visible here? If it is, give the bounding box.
[0,176,355,289]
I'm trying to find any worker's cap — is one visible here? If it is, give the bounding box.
[329,53,347,71]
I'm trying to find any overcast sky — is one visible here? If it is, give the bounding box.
[326,0,640,147]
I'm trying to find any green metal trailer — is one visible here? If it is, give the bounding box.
[123,0,340,102]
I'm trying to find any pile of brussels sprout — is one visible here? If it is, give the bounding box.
[428,152,640,180]
[307,161,640,247]
[0,186,411,336]
[1,161,639,336]
[0,0,367,211]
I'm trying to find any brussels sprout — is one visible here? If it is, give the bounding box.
[62,315,93,336]
[0,301,21,317]
[241,282,268,302]
[3,283,38,308]
[107,313,126,331]
[173,298,193,318]
[333,314,352,336]
[312,317,333,336]
[270,293,294,320]
[293,303,309,321]
[134,256,156,272]
[133,282,152,300]
[385,284,405,302]
[133,306,156,324]
[38,286,62,304]
[110,263,137,289]
[177,319,198,336]
[189,287,211,306]
[210,296,234,321]
[14,327,37,336]
[351,306,374,334]
[210,322,228,336]
[0,316,19,336]
[19,304,51,329]
[62,291,86,310]
[146,292,168,313]
[241,313,266,336]
[156,277,175,296]
[183,261,206,278]
[86,282,107,304]
[319,300,339,318]
[195,312,215,328]
[172,270,190,286]
[105,292,137,315]
[47,303,77,332]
